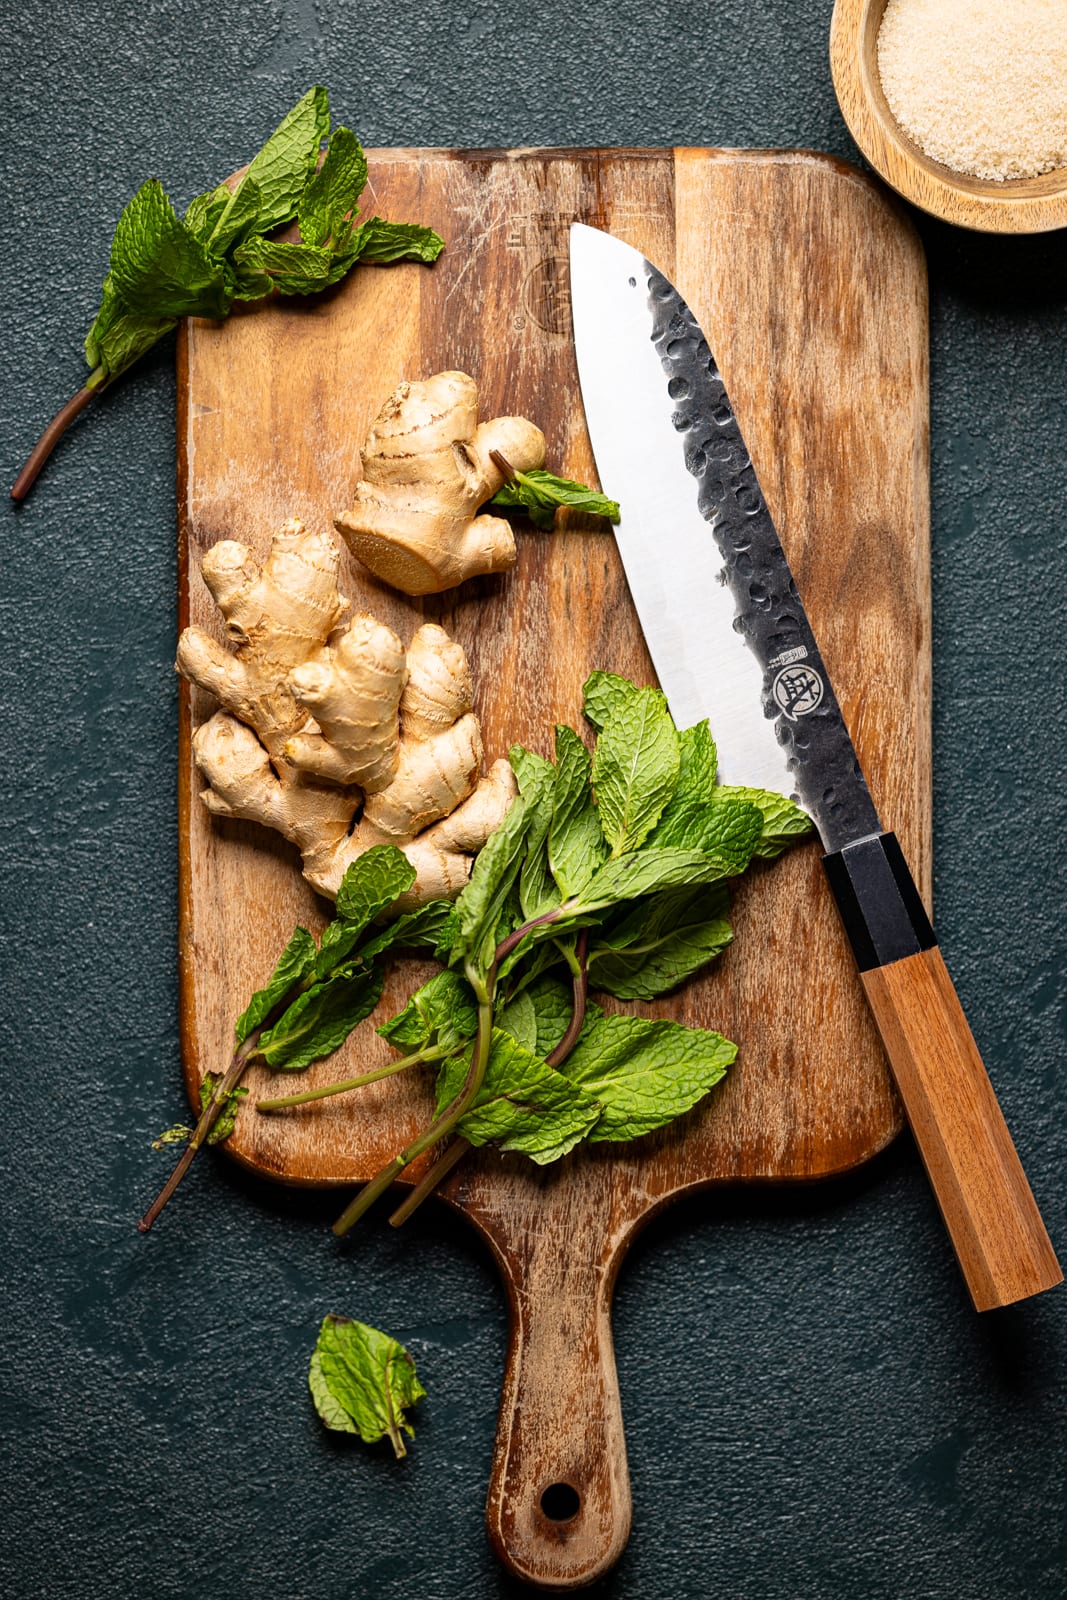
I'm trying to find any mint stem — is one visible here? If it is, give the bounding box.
[388,1137,472,1227]
[256,1047,447,1111]
[11,374,105,501]
[545,928,589,1070]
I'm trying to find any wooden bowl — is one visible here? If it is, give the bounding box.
[830,0,1067,232]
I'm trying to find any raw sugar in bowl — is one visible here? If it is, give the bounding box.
[830,0,1067,232]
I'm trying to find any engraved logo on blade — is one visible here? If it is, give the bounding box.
[772,663,824,721]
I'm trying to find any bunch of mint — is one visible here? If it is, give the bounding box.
[250,671,812,1234]
[13,87,443,500]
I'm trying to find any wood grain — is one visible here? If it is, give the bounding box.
[862,948,1062,1311]
[830,0,1067,233]
[178,147,930,1589]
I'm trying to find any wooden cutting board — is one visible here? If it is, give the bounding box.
[177,147,929,1591]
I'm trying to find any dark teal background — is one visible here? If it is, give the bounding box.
[2,2,1064,1596]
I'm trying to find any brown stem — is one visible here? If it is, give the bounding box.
[545,928,590,1071]
[489,448,516,482]
[11,383,101,501]
[388,1137,472,1227]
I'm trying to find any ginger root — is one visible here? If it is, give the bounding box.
[178,517,516,905]
[334,370,545,595]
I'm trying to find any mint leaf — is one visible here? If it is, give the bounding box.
[589,884,732,999]
[496,991,538,1053]
[243,84,331,232]
[490,468,620,531]
[378,969,478,1054]
[309,1314,426,1458]
[548,726,607,897]
[435,1029,601,1164]
[592,687,680,856]
[83,277,177,381]
[582,670,640,733]
[152,1123,193,1150]
[574,847,737,913]
[297,127,367,248]
[526,976,603,1059]
[235,926,317,1042]
[560,1014,735,1141]
[208,175,263,255]
[232,236,334,294]
[650,794,763,872]
[320,845,417,974]
[713,785,814,858]
[349,217,445,266]
[358,899,454,961]
[510,745,559,920]
[454,792,530,976]
[183,186,230,246]
[198,1073,250,1143]
[257,965,384,1071]
[108,179,231,319]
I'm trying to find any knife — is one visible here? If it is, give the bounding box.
[569,222,1061,1312]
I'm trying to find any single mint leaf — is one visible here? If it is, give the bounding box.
[243,85,331,232]
[378,969,479,1054]
[560,1014,736,1141]
[509,745,559,921]
[713,785,814,859]
[650,795,763,873]
[454,792,528,976]
[574,847,737,913]
[198,1073,250,1144]
[84,277,176,380]
[435,1029,601,1164]
[298,127,368,249]
[548,726,607,898]
[589,884,732,999]
[232,236,333,294]
[317,846,418,976]
[348,217,445,267]
[359,899,454,961]
[592,687,680,856]
[257,966,384,1072]
[674,721,718,806]
[489,467,620,531]
[496,991,538,1053]
[108,179,231,319]
[582,671,640,733]
[208,175,263,255]
[235,926,317,1042]
[152,1123,193,1150]
[184,186,230,246]
[309,1314,426,1458]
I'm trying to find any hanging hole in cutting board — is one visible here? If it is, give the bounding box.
[540,1482,581,1522]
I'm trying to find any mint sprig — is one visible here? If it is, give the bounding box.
[12,88,444,501]
[256,673,813,1233]
[488,452,621,530]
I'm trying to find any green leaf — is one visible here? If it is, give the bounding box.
[559,1014,735,1141]
[589,884,732,999]
[548,726,607,897]
[151,1123,193,1150]
[83,277,177,380]
[232,236,334,295]
[454,792,529,976]
[574,847,738,913]
[489,467,620,531]
[649,794,763,873]
[198,1073,250,1144]
[509,745,560,921]
[309,1314,426,1458]
[235,926,317,1042]
[378,969,479,1054]
[435,1030,601,1164]
[108,179,231,319]
[496,991,538,1053]
[208,175,263,255]
[358,899,454,961]
[317,846,418,976]
[713,785,814,858]
[348,217,445,266]
[581,670,640,733]
[675,721,719,805]
[243,85,331,232]
[593,687,680,857]
[298,127,367,249]
[256,965,384,1071]
[183,186,230,246]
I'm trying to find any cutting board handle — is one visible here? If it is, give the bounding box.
[482,1208,632,1590]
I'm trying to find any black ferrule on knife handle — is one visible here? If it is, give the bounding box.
[821,832,936,972]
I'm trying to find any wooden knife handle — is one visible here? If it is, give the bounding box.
[482,1203,631,1590]
[824,832,1062,1311]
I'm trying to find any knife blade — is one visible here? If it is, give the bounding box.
[570,221,1060,1311]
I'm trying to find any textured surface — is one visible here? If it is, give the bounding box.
[0,3,1064,1598]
